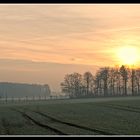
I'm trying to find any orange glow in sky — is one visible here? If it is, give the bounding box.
[1,4,140,91]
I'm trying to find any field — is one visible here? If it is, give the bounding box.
[1,96,140,135]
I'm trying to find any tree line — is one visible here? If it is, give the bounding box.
[60,65,140,98]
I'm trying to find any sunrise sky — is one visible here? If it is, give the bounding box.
[1,4,140,91]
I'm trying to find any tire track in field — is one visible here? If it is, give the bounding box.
[11,108,67,135]
[30,109,115,135]
[107,104,140,111]
[101,103,140,114]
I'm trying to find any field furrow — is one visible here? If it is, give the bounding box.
[1,96,140,135]
[11,109,67,135]
[32,110,115,135]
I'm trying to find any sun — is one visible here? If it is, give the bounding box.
[117,46,139,66]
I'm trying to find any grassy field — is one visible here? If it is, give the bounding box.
[1,96,140,135]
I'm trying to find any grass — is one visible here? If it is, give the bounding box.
[0,96,140,135]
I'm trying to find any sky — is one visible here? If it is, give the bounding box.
[1,4,140,92]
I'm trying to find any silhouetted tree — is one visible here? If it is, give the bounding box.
[94,72,102,96]
[120,65,128,96]
[135,68,140,95]
[130,68,136,95]
[61,65,140,98]
[99,67,110,96]
[83,72,94,96]
[61,72,83,98]
[115,66,121,96]
[108,68,116,96]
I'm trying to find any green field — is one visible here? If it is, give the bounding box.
[1,96,140,135]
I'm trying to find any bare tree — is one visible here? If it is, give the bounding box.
[99,67,110,96]
[108,68,116,96]
[83,72,94,96]
[61,72,83,98]
[130,68,136,95]
[115,66,122,96]
[61,74,74,97]
[135,68,140,95]
[120,65,128,96]
[94,72,102,96]
[61,65,140,98]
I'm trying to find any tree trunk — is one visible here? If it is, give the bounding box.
[104,80,108,96]
[124,80,127,96]
[131,69,135,96]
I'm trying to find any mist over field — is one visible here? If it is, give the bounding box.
[0,59,99,92]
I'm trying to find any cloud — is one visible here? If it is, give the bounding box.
[1,5,140,90]
[0,5,140,66]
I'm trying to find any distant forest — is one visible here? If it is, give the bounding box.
[0,82,51,98]
[61,65,140,98]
